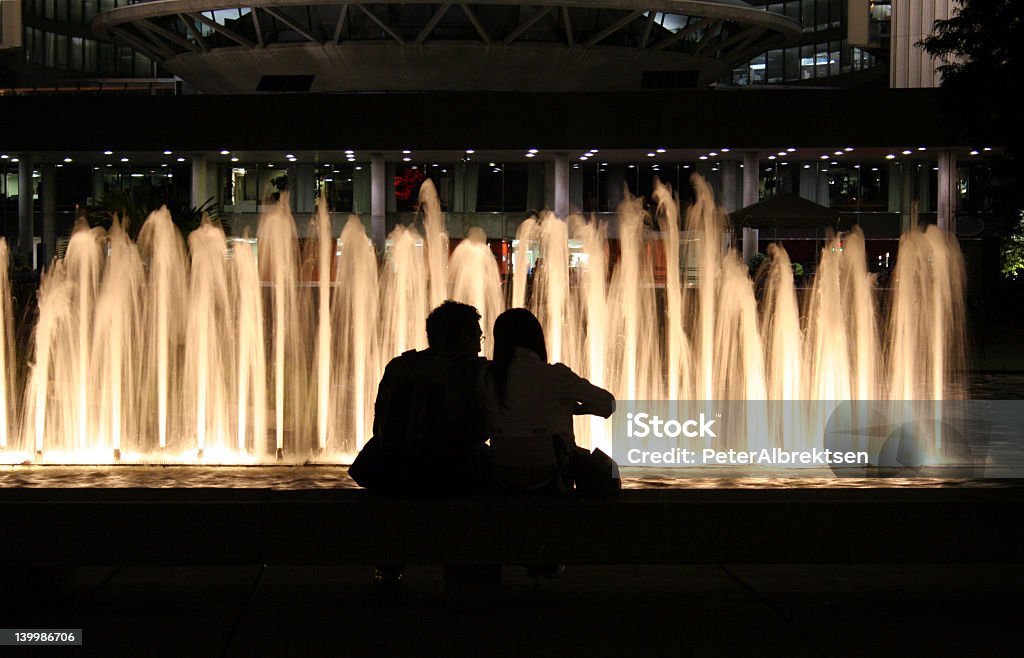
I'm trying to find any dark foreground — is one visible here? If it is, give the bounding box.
[2,563,1021,657]
[1,483,1022,657]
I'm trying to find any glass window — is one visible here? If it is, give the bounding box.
[859,163,888,211]
[801,1,815,32]
[784,1,800,21]
[82,38,97,72]
[784,47,799,80]
[830,0,843,28]
[765,49,783,83]
[801,44,815,79]
[98,42,115,75]
[476,163,504,212]
[816,0,830,31]
[829,41,841,76]
[750,53,766,84]
[70,36,83,71]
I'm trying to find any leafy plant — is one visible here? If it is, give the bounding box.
[88,186,221,241]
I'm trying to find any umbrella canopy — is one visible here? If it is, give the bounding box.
[729,193,852,231]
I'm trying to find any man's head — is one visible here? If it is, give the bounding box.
[426,301,482,357]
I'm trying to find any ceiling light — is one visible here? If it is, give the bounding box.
[103,150,112,155]
[177,157,185,162]
[163,150,173,155]
[403,157,411,162]
[656,148,666,154]
[121,157,129,162]
[699,155,708,160]
[63,157,72,163]
[886,154,896,159]
[528,149,538,154]
[901,150,912,155]
[402,150,411,154]
[526,153,535,158]
[220,150,230,155]
[647,153,656,157]
[465,149,475,154]
[231,157,239,162]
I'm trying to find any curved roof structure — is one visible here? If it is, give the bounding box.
[92,1,800,93]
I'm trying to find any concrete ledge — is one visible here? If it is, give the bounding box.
[2,488,1022,567]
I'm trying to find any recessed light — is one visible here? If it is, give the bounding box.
[103,150,113,155]
[983,147,992,152]
[768,155,776,160]
[221,150,230,155]
[786,148,795,153]
[121,157,129,162]
[177,157,185,162]
[63,157,72,163]
[647,153,656,157]
[970,150,979,155]
[465,149,475,154]
[886,154,896,159]
[699,155,708,160]
[344,150,354,154]
[834,151,843,156]
[844,147,853,152]
[528,149,538,154]
[901,150,912,155]
[402,150,411,154]
[820,155,829,160]
[918,147,927,151]
[231,157,239,162]
[402,157,411,162]
[721,148,731,153]
[709,152,718,157]
[526,153,535,158]
[656,148,666,154]
[164,150,173,155]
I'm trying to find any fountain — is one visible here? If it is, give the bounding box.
[0,175,968,465]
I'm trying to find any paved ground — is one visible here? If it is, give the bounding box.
[4,563,1021,657]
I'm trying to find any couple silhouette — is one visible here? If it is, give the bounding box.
[349,301,616,496]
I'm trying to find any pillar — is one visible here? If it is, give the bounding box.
[191,154,208,210]
[290,164,315,215]
[17,154,34,262]
[370,154,386,249]
[741,152,759,264]
[720,160,741,213]
[553,153,569,217]
[41,164,56,266]
[937,150,956,231]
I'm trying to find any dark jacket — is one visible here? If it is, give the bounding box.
[350,348,487,493]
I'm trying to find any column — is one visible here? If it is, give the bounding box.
[370,154,386,249]
[553,152,569,217]
[289,164,315,215]
[191,154,208,210]
[17,154,34,262]
[937,150,956,231]
[720,160,741,213]
[41,164,56,266]
[741,151,759,263]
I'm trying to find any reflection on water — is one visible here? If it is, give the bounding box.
[0,465,1016,490]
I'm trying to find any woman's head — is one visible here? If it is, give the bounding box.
[490,308,547,405]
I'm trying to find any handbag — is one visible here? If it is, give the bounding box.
[566,446,621,496]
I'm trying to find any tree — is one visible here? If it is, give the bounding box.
[921,1,1024,212]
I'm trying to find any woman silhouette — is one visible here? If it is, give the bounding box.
[481,308,615,491]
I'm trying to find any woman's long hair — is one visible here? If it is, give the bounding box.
[490,308,548,406]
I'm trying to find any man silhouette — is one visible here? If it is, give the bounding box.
[350,300,488,494]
